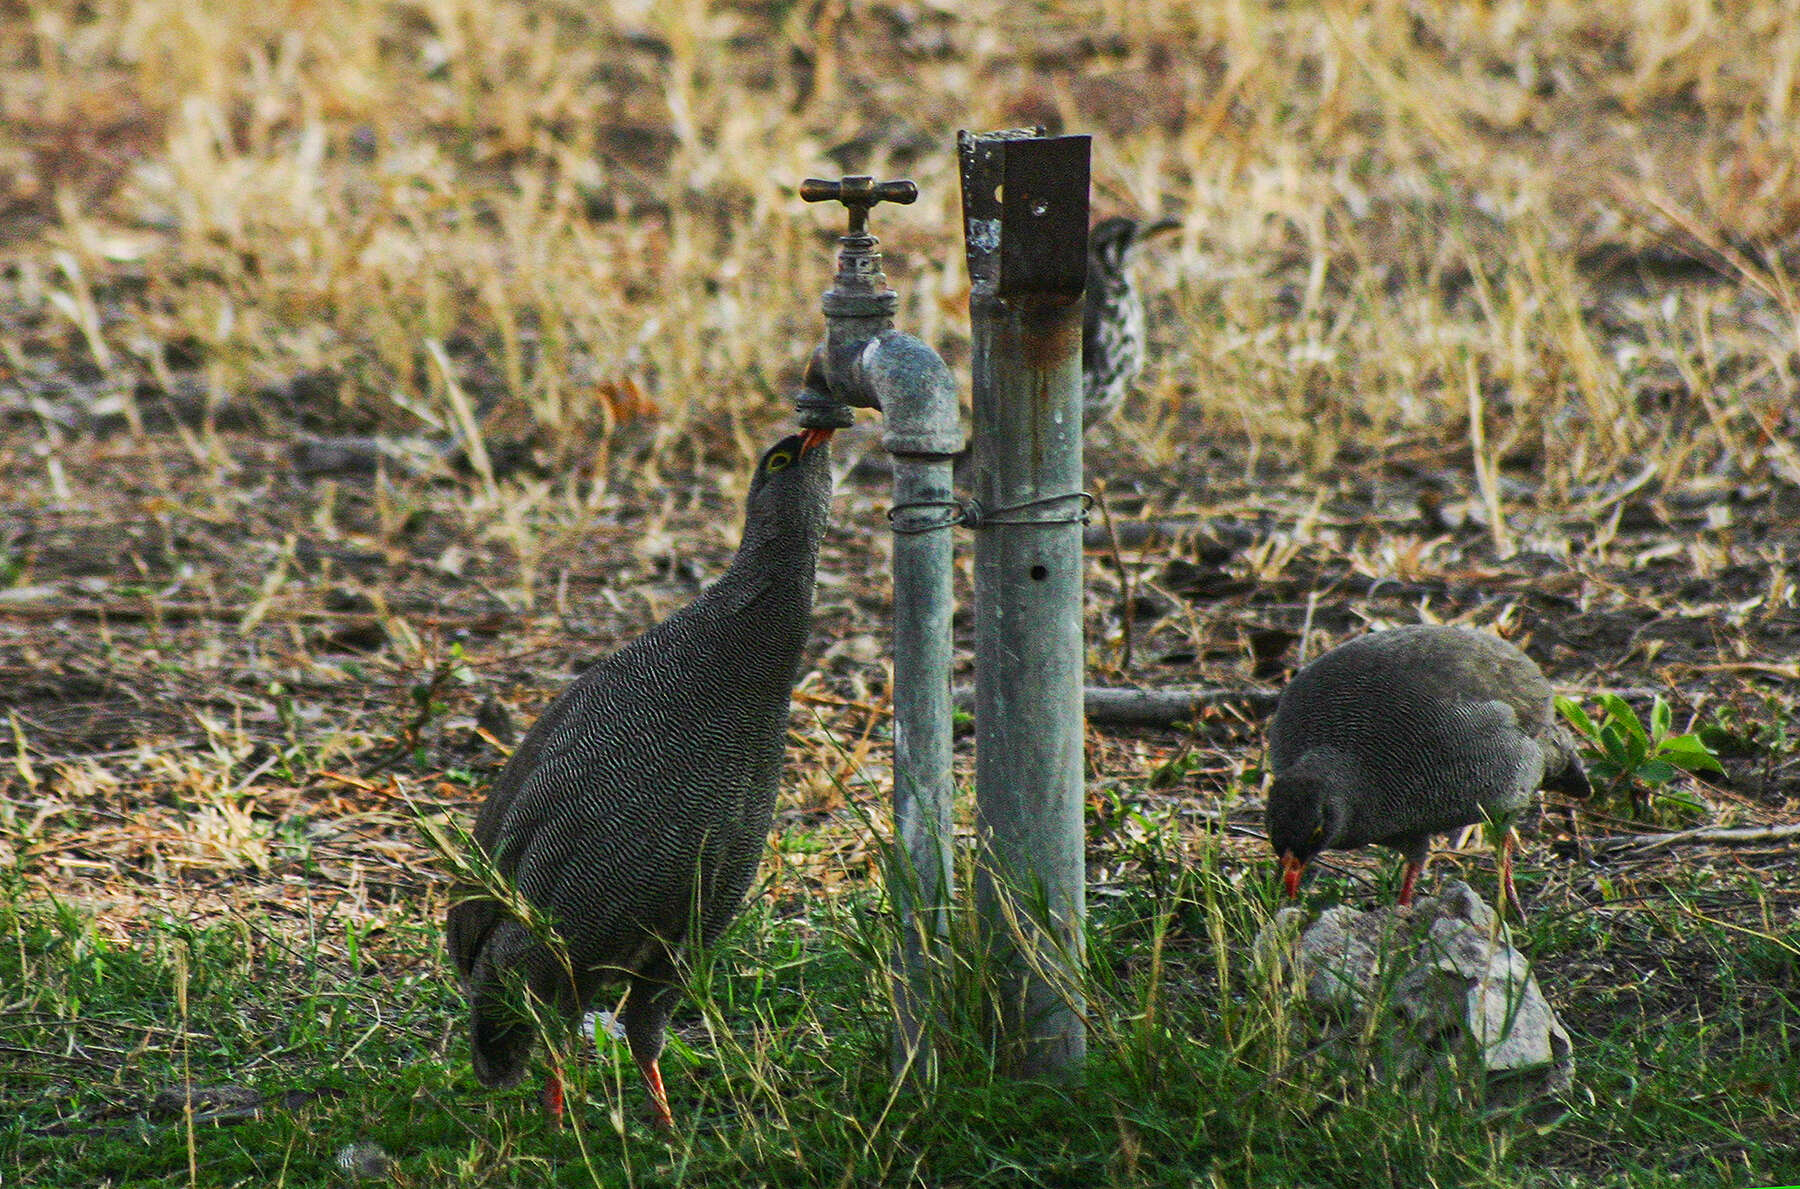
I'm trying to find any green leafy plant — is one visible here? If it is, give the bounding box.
[1556,694,1725,820]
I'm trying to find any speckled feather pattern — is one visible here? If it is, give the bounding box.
[1082,217,1151,428]
[1267,625,1588,866]
[445,435,833,1088]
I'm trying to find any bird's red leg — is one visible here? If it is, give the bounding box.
[1280,853,1306,898]
[1499,829,1522,920]
[542,1068,566,1126]
[1396,861,1421,906]
[639,1055,674,1132]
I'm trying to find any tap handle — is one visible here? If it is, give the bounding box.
[801,176,918,237]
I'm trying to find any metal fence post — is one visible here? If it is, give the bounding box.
[958,130,1091,1076]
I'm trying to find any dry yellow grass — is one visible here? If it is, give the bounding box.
[6,0,1797,479]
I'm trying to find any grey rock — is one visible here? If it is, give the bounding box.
[1258,881,1574,1103]
[336,1141,394,1180]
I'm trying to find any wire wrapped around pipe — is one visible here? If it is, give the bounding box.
[887,490,1092,534]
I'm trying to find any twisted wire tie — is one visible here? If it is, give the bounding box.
[886,491,1093,534]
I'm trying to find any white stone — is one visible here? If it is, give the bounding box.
[1257,881,1574,1100]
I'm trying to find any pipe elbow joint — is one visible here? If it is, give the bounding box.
[857,330,964,458]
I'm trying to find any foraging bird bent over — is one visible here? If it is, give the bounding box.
[1082,215,1180,429]
[1264,624,1589,912]
[446,428,835,1130]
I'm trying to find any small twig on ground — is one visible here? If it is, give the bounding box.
[1589,822,1800,855]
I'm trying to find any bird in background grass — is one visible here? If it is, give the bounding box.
[1264,624,1590,915]
[1083,215,1181,430]
[871,213,1174,489]
[445,427,835,1130]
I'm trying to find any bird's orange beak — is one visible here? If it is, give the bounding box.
[1280,852,1306,898]
[799,427,834,452]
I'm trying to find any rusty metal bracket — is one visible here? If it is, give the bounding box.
[998,136,1090,303]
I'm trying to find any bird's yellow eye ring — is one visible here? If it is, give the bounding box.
[1309,826,1324,844]
[766,451,793,473]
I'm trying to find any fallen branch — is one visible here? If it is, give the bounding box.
[945,683,1693,730]
[954,684,1279,727]
[1589,823,1800,855]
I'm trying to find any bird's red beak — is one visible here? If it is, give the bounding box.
[1280,853,1306,898]
[799,427,834,452]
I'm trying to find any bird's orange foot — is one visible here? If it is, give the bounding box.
[643,1057,674,1133]
[1396,862,1422,906]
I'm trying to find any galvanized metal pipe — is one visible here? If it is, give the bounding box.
[959,130,1091,1077]
[865,331,961,1075]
